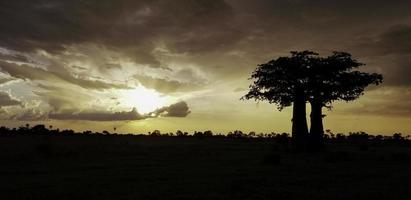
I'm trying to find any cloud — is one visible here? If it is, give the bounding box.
[0,77,15,85]
[0,0,236,67]
[134,74,203,94]
[2,0,408,86]
[135,75,189,93]
[0,91,21,107]
[151,101,191,117]
[350,25,411,87]
[0,61,130,90]
[13,108,48,121]
[338,87,411,117]
[33,84,92,112]
[376,25,411,55]
[47,101,191,121]
[49,108,145,121]
[233,87,246,92]
[355,25,411,56]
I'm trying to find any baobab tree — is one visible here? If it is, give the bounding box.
[243,51,383,150]
[242,51,318,148]
[306,52,383,148]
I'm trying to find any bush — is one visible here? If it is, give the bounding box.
[149,130,161,137]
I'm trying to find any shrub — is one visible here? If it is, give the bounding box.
[150,130,161,137]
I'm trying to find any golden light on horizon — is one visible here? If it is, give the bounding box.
[121,86,168,114]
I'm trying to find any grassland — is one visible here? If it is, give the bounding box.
[1,134,411,200]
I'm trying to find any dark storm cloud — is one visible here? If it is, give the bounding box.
[375,25,411,55]
[230,0,411,25]
[49,108,145,121]
[351,25,411,86]
[385,56,411,87]
[0,61,130,90]
[355,25,411,56]
[48,101,191,121]
[1,0,411,56]
[0,0,237,67]
[1,0,410,73]
[0,92,21,107]
[151,101,191,117]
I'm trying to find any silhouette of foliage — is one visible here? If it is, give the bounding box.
[0,124,409,148]
[150,130,161,137]
[242,51,319,147]
[227,130,246,138]
[305,52,383,149]
[243,51,383,150]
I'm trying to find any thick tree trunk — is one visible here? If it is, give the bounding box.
[309,100,324,149]
[291,90,308,149]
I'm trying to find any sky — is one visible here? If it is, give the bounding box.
[0,0,410,135]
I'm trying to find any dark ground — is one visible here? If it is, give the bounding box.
[1,134,411,200]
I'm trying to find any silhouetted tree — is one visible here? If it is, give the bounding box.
[392,133,404,141]
[193,131,204,137]
[32,124,47,133]
[227,130,246,138]
[248,131,256,138]
[176,130,187,137]
[243,51,318,148]
[306,52,383,148]
[204,130,213,137]
[150,130,161,137]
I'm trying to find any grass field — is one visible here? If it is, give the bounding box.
[1,134,411,200]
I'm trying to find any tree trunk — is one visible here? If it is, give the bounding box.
[310,100,324,149]
[291,90,308,149]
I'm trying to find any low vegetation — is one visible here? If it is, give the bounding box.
[1,124,411,200]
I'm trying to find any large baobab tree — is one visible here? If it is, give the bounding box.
[243,51,383,150]
[242,51,317,148]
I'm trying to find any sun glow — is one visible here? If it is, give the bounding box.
[121,86,168,114]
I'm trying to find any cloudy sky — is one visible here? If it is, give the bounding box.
[0,0,410,134]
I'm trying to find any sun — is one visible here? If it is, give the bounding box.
[121,86,167,114]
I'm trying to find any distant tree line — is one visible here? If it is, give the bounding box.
[0,124,409,144]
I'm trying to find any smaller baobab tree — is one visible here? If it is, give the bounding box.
[306,52,383,148]
[242,51,317,148]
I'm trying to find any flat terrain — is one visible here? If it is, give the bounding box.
[1,135,411,200]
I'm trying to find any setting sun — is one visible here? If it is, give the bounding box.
[121,86,168,114]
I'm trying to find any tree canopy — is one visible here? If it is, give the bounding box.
[242,51,383,149]
[242,51,318,110]
[306,52,383,108]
